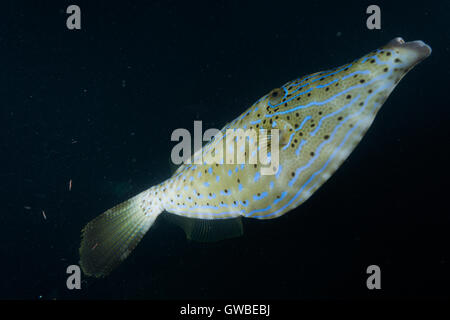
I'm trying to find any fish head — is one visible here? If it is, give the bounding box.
[351,37,431,99]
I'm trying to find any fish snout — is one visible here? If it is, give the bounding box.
[384,37,432,68]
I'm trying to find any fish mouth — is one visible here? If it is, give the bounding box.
[385,37,432,65]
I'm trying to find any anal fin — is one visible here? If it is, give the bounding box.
[164,213,244,242]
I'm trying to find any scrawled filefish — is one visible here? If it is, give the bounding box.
[80,37,431,277]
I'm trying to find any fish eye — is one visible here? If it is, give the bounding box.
[268,88,284,105]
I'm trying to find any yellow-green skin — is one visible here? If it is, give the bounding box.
[139,38,430,220]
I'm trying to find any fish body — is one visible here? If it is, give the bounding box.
[80,37,431,277]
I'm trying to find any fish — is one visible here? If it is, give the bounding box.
[79,37,431,277]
